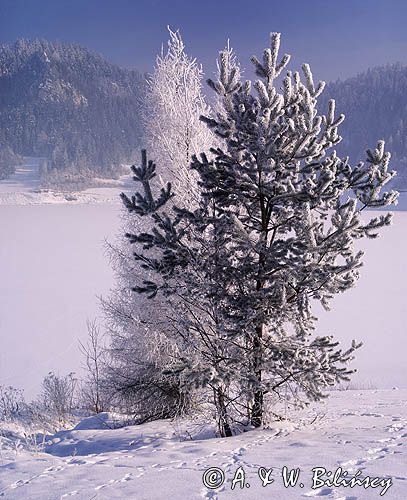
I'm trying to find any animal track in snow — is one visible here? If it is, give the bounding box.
[338,418,405,473]
[94,473,133,490]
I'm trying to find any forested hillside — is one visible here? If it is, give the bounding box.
[0,39,145,183]
[1,42,406,190]
[320,63,407,187]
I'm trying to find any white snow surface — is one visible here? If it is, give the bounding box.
[0,389,406,499]
[0,158,132,206]
[1,160,407,398]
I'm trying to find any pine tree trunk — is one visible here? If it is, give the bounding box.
[251,323,264,427]
[250,187,268,428]
[251,391,264,427]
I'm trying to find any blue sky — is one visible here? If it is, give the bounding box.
[0,0,406,82]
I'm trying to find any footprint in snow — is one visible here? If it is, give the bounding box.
[10,479,30,489]
[95,479,116,490]
[339,458,365,467]
[95,473,133,490]
[67,458,91,466]
[175,461,187,468]
[367,446,388,454]
[44,465,64,473]
[377,437,392,443]
[136,445,150,450]
[200,484,226,499]
[303,486,333,497]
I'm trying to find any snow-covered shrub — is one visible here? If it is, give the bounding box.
[0,385,25,421]
[78,320,110,414]
[37,372,78,427]
[103,328,193,423]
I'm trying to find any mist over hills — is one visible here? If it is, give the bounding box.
[0,39,145,183]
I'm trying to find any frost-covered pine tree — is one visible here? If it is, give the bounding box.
[121,33,398,435]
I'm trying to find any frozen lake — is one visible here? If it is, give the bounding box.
[0,203,122,398]
[0,201,406,399]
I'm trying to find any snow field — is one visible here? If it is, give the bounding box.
[0,390,405,499]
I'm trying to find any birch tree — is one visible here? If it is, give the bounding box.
[103,28,214,422]
[143,27,214,205]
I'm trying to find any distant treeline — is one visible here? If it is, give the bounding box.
[0,39,145,184]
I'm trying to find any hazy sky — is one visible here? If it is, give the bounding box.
[0,0,406,82]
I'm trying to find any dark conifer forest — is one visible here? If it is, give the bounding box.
[319,63,407,188]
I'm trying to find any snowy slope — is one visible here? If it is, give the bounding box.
[0,390,405,499]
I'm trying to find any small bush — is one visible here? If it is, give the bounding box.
[0,385,25,420]
[38,372,78,426]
